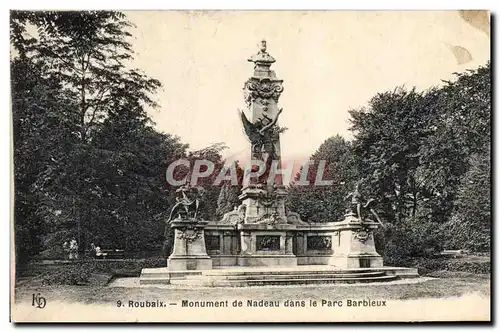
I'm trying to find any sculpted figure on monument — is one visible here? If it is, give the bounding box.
[345,181,383,225]
[240,108,283,161]
[247,40,276,64]
[167,185,205,222]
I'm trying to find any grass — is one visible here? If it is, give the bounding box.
[14,272,490,306]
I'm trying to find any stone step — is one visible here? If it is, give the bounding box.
[140,270,203,278]
[209,271,386,280]
[204,269,385,277]
[241,275,399,286]
[169,274,399,286]
[139,278,171,285]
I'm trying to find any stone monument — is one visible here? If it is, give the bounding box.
[329,182,384,268]
[141,41,418,285]
[235,40,297,266]
[166,185,212,270]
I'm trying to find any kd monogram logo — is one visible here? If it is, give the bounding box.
[32,293,46,309]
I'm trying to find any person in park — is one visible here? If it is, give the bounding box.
[68,238,79,260]
[62,241,69,259]
[90,243,108,259]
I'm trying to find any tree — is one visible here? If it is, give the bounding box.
[444,147,490,252]
[287,135,359,222]
[348,63,490,258]
[349,87,441,225]
[437,63,491,252]
[89,105,187,252]
[11,11,167,257]
[11,50,71,263]
[216,161,244,218]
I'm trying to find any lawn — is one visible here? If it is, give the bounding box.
[14,271,490,305]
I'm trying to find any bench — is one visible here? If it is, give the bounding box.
[95,249,125,259]
[438,249,468,258]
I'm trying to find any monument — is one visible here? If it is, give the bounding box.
[165,185,212,271]
[235,40,297,266]
[140,41,418,285]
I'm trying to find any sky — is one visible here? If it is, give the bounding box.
[125,10,490,162]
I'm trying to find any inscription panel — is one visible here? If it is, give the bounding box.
[256,235,280,251]
[307,236,332,250]
[205,235,221,251]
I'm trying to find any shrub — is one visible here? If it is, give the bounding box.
[409,257,491,275]
[40,263,94,285]
[35,256,167,285]
[378,217,445,265]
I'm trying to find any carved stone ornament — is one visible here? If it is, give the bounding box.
[247,40,276,64]
[286,212,309,225]
[256,235,280,251]
[243,77,284,107]
[176,227,202,243]
[354,229,370,243]
[255,212,285,225]
[219,209,243,225]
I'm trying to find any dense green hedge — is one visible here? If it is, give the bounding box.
[384,256,490,275]
[23,257,166,286]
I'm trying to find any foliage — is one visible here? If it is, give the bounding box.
[39,263,94,286]
[24,256,167,285]
[347,63,490,259]
[287,135,359,222]
[10,11,219,263]
[291,62,490,260]
[444,148,491,252]
[216,185,241,218]
[216,161,244,218]
[11,11,490,266]
[349,87,442,225]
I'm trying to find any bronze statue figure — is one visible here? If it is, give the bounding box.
[345,181,383,225]
[240,108,282,161]
[167,185,205,222]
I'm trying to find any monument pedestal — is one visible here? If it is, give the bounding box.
[237,223,297,267]
[167,219,212,271]
[329,214,383,269]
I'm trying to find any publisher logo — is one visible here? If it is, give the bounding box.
[32,293,46,309]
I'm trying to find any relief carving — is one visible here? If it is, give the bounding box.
[243,77,284,107]
[354,229,370,243]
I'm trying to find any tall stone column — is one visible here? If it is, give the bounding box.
[239,40,289,224]
[236,41,297,267]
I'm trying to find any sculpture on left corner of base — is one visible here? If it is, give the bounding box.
[167,185,206,222]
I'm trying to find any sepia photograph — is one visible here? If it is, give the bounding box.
[9,9,491,323]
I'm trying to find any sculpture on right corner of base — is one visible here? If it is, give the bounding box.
[344,180,383,226]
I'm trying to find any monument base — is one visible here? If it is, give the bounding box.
[328,215,384,268]
[237,254,297,267]
[167,218,213,271]
[329,254,383,269]
[139,265,419,286]
[168,255,213,271]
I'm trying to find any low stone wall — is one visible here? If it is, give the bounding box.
[204,228,338,267]
[204,217,384,268]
